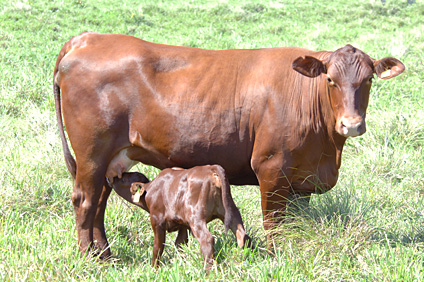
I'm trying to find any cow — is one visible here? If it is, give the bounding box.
[111,165,251,267]
[53,32,405,257]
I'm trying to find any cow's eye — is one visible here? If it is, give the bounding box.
[326,77,335,86]
[368,76,373,83]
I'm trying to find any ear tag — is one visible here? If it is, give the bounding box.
[381,68,391,78]
[133,191,141,203]
[133,186,145,203]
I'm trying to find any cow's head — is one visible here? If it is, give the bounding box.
[292,45,405,138]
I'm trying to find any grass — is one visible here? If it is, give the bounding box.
[1,0,424,280]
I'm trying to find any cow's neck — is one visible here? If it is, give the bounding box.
[312,74,347,169]
[320,79,347,169]
[332,132,347,169]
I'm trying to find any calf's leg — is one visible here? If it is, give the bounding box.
[175,228,189,249]
[190,222,214,266]
[151,220,166,268]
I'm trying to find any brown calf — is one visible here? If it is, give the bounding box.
[112,165,250,267]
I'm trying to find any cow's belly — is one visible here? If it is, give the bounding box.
[125,107,258,184]
[106,145,258,186]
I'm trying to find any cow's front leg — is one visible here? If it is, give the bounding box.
[253,155,291,249]
[259,184,290,249]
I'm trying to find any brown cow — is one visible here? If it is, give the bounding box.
[111,165,251,267]
[53,32,405,257]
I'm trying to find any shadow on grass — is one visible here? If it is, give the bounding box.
[267,186,424,253]
[107,185,424,269]
[372,206,424,248]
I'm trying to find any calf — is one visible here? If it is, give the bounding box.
[112,165,251,267]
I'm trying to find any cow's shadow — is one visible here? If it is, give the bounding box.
[277,189,424,248]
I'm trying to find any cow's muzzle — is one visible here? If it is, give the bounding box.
[336,116,366,137]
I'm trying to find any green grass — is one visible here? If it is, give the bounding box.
[1,0,424,280]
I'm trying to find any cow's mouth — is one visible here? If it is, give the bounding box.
[336,116,366,137]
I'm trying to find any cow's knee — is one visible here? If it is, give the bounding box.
[71,186,82,208]
[80,199,98,225]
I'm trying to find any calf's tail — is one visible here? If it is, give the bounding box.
[212,165,251,248]
[53,40,77,179]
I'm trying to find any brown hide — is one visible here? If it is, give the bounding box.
[111,166,250,267]
[53,33,405,255]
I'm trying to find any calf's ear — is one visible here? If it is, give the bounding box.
[374,57,405,79]
[292,56,327,78]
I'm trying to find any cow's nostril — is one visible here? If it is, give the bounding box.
[338,117,364,137]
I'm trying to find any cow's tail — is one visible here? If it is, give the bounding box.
[213,165,251,248]
[53,40,77,180]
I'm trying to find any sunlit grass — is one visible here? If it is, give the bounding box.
[1,0,423,280]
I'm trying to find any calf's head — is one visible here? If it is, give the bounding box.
[292,44,405,138]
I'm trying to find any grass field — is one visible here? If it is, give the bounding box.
[1,0,424,281]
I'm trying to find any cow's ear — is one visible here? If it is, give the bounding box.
[292,56,327,78]
[374,57,405,79]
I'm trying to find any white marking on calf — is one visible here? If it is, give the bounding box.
[212,172,221,187]
[132,185,145,203]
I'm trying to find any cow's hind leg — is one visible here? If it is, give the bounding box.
[93,182,113,258]
[72,160,108,257]
[92,172,149,258]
